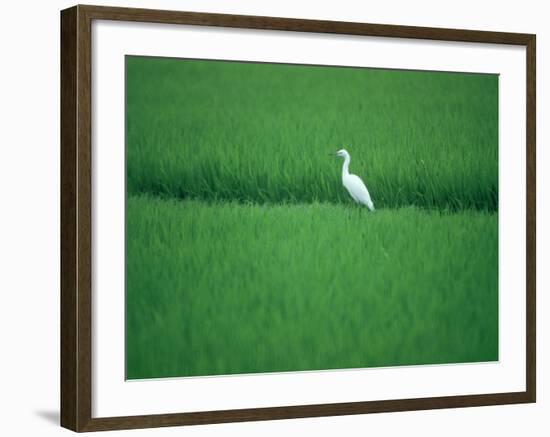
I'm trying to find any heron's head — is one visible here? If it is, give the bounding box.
[335,149,350,159]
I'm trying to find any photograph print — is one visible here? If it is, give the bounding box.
[125,56,498,380]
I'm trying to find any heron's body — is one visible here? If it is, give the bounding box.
[336,149,375,211]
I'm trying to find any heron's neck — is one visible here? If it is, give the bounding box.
[342,155,350,177]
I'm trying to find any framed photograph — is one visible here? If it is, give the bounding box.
[60,4,536,432]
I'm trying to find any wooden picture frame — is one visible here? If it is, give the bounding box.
[61,4,536,432]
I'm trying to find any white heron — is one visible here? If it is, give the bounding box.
[333,149,375,211]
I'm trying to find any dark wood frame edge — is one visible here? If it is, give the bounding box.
[60,4,536,432]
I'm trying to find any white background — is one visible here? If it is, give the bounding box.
[0,0,546,436]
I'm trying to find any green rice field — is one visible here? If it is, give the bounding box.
[125,56,499,380]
